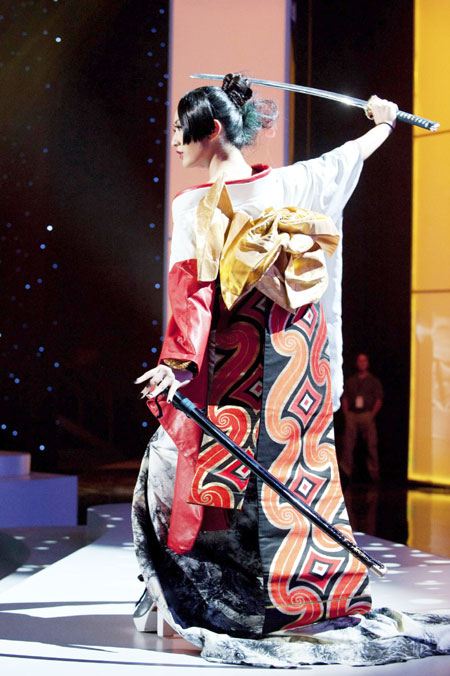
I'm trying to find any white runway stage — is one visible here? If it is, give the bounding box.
[1,503,449,675]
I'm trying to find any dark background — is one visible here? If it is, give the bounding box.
[1,1,412,481]
[292,0,412,480]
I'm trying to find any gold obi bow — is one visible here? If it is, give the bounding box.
[195,176,340,313]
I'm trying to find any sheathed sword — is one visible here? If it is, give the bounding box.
[190,73,439,132]
[163,389,387,578]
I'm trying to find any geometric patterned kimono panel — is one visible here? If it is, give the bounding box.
[257,301,372,632]
[189,289,372,630]
[189,289,265,509]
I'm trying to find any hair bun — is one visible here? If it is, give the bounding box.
[222,73,253,109]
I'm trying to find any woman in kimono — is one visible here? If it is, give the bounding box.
[132,74,398,653]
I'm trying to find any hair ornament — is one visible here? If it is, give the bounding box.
[221,73,253,109]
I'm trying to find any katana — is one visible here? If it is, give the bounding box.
[190,73,439,132]
[165,389,387,578]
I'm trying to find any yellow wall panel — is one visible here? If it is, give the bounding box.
[412,132,450,291]
[408,490,450,553]
[410,0,450,485]
[414,0,450,134]
[409,292,450,485]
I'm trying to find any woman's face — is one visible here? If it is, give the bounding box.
[171,115,212,170]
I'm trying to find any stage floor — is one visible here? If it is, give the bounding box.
[0,503,449,675]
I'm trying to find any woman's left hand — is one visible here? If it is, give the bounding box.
[135,364,193,403]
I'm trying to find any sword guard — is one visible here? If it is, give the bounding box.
[364,103,374,121]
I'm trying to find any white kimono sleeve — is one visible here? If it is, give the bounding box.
[274,141,364,410]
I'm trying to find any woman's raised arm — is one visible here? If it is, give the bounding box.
[355,95,399,160]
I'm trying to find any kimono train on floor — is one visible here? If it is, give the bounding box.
[132,143,372,639]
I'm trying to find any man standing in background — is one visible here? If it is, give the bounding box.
[341,353,383,482]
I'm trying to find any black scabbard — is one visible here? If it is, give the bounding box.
[168,390,387,578]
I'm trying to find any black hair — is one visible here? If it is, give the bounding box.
[177,73,278,149]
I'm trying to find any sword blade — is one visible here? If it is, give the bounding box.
[191,72,367,109]
[190,73,440,132]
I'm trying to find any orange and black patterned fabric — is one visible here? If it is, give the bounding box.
[190,290,265,509]
[185,289,371,628]
[257,301,371,630]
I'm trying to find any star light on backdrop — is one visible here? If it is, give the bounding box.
[1,1,169,465]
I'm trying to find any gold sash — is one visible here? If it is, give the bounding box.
[195,176,340,314]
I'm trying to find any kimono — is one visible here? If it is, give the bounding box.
[132,141,369,641]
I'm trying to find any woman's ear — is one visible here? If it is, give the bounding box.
[209,119,222,140]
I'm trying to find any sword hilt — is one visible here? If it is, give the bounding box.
[396,110,439,132]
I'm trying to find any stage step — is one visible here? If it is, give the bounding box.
[0,471,78,528]
[0,450,30,477]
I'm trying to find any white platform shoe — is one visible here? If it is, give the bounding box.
[133,588,174,637]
